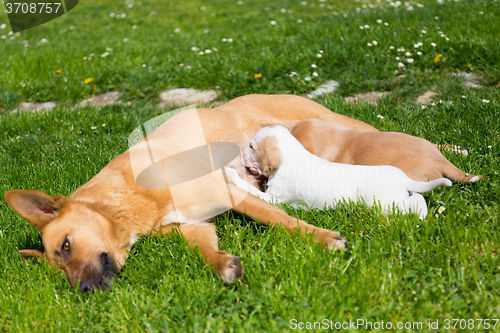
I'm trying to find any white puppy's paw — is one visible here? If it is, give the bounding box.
[224,167,241,185]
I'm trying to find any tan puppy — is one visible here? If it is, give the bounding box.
[290,118,482,184]
[5,94,377,292]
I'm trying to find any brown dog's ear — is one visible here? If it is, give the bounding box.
[19,248,45,259]
[261,137,281,175]
[4,190,66,230]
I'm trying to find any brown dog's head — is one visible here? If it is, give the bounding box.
[240,126,283,176]
[5,190,121,293]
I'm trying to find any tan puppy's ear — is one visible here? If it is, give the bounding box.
[261,137,281,175]
[19,248,45,259]
[4,190,66,230]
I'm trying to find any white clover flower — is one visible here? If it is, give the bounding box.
[406,58,414,63]
[405,52,412,56]
[205,49,212,54]
[414,44,419,48]
[179,63,184,67]
[396,56,400,60]
[398,62,405,67]
[311,64,317,68]
[297,19,303,23]
[191,46,199,51]
[222,38,227,42]
[384,22,389,26]
[422,105,427,109]
[488,145,492,149]
[319,50,324,54]
[121,13,127,18]
[106,47,112,52]
[364,24,369,28]
[417,51,422,55]
[445,37,449,41]
[317,54,322,58]
[142,64,146,67]
[304,77,311,81]
[270,20,277,25]
[199,51,204,55]
[431,102,435,106]
[367,42,372,47]
[91,126,97,130]
[439,100,443,104]
[40,38,48,44]
[434,16,439,19]
[418,42,423,46]
[421,30,426,33]
[377,114,384,119]
[312,72,319,77]
[377,19,382,23]
[372,40,377,45]
[431,43,436,47]
[174,28,181,33]
[482,99,490,103]
[438,206,446,214]
[389,46,395,50]
[110,13,116,17]
[359,26,364,30]
[1,35,6,40]
[8,31,14,36]
[462,95,466,99]
[101,52,110,58]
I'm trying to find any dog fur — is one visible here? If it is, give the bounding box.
[5,94,379,292]
[290,118,482,184]
[227,125,452,220]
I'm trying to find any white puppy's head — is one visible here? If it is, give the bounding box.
[240,126,288,176]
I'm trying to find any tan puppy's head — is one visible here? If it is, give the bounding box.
[240,126,283,176]
[5,190,120,293]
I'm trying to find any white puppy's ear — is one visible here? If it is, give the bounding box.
[261,137,281,175]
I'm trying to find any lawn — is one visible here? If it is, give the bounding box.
[1,0,500,331]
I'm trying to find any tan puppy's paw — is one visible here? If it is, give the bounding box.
[217,253,244,284]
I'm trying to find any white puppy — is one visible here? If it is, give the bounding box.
[225,125,452,220]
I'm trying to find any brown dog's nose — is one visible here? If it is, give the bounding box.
[79,280,92,294]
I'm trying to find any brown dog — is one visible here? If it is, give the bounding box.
[290,118,482,184]
[5,94,378,292]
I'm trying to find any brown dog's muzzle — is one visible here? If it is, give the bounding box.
[78,252,118,293]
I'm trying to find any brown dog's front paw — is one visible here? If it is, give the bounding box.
[217,255,244,284]
[319,230,347,250]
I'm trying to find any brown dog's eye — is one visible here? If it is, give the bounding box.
[249,143,254,150]
[62,241,70,252]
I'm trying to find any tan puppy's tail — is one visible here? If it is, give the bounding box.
[403,177,452,194]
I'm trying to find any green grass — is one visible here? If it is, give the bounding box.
[1,0,500,331]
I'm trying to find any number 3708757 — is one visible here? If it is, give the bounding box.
[5,3,62,14]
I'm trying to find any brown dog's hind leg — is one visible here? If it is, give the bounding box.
[162,222,243,283]
[439,160,483,184]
